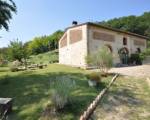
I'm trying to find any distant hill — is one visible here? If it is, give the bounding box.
[99,12,150,39]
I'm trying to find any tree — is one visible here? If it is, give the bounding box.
[8,40,29,64]
[0,47,9,60]
[27,36,49,55]
[86,46,113,75]
[100,12,150,39]
[49,30,64,49]
[0,53,4,64]
[0,0,17,31]
[27,30,64,55]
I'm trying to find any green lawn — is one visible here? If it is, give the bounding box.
[29,50,58,64]
[0,64,111,120]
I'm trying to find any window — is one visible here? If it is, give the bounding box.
[123,37,127,45]
[137,48,141,53]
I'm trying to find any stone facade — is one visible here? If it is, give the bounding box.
[59,25,88,67]
[59,23,147,68]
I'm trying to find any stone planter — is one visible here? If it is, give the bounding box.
[88,80,97,87]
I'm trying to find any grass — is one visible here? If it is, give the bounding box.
[93,76,150,120]
[0,64,111,120]
[29,50,58,64]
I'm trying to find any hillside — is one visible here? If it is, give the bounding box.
[100,12,150,38]
[29,50,58,64]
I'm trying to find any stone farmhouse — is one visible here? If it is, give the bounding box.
[59,22,148,68]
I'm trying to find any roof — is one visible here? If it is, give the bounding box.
[65,22,149,40]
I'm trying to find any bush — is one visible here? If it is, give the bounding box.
[130,53,142,65]
[86,46,113,75]
[140,48,150,60]
[50,76,76,110]
[87,72,101,83]
[0,60,8,67]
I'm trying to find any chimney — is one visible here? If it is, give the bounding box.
[72,21,78,26]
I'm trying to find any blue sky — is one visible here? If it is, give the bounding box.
[0,0,150,48]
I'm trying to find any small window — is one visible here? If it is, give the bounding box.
[123,37,127,45]
[137,48,141,53]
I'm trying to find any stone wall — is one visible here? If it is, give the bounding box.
[59,33,67,48]
[69,29,82,44]
[59,24,147,68]
[88,25,147,65]
[59,25,88,67]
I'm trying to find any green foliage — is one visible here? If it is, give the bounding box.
[29,50,58,64]
[0,47,9,61]
[140,48,150,60]
[147,41,150,48]
[100,12,150,38]
[0,53,8,67]
[50,76,76,110]
[8,40,29,62]
[0,64,109,119]
[0,0,17,31]
[49,30,64,49]
[87,72,101,83]
[8,40,24,61]
[86,46,113,74]
[27,36,49,55]
[130,53,142,65]
[27,30,64,55]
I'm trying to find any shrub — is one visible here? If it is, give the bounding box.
[86,46,113,74]
[140,48,150,60]
[50,76,76,110]
[130,53,142,65]
[0,60,8,67]
[87,72,101,83]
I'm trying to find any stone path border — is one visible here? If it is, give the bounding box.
[80,74,119,120]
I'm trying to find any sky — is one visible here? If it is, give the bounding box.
[0,0,150,48]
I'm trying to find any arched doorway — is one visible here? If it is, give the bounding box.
[118,47,129,64]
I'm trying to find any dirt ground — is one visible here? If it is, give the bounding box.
[92,76,150,120]
[109,65,150,78]
[89,65,150,120]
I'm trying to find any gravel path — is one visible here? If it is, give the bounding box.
[109,65,150,78]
